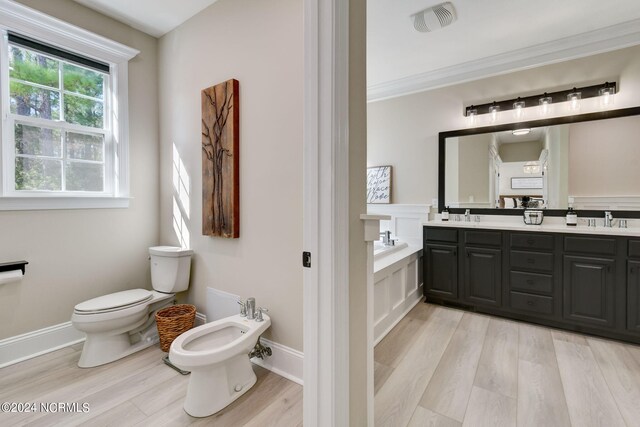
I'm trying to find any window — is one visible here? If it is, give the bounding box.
[0,1,139,210]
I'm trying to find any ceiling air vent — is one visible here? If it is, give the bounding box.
[412,2,457,33]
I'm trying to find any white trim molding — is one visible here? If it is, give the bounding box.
[303,0,351,425]
[251,337,304,386]
[368,18,640,102]
[0,321,84,368]
[571,195,640,211]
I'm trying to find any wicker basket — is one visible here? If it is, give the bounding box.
[155,304,196,352]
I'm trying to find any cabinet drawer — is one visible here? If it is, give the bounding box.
[510,271,553,295]
[564,236,616,256]
[510,233,554,251]
[465,230,502,247]
[510,292,554,315]
[510,251,554,273]
[629,241,640,258]
[425,228,458,243]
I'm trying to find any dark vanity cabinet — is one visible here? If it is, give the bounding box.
[628,241,640,332]
[424,229,458,300]
[424,226,640,345]
[463,231,502,307]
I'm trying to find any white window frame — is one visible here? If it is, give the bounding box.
[0,0,138,210]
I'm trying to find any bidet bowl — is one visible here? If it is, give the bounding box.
[169,314,271,369]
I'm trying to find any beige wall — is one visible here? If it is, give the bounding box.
[0,0,160,339]
[569,116,640,196]
[158,0,303,350]
[499,140,543,162]
[368,44,640,204]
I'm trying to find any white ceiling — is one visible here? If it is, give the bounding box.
[368,0,640,94]
[72,0,219,38]
[72,0,640,98]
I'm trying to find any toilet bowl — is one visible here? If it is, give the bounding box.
[71,246,193,368]
[169,314,271,417]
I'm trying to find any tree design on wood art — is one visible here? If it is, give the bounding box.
[201,79,239,238]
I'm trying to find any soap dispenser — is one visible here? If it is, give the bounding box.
[442,206,450,222]
[566,207,577,226]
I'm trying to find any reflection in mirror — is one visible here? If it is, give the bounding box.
[444,114,640,210]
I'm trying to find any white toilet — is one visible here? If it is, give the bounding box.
[71,246,193,368]
[169,313,271,417]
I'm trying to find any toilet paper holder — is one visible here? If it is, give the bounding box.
[0,260,28,275]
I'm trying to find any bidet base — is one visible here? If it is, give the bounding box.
[183,354,257,417]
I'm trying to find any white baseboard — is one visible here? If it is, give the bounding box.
[251,337,304,385]
[0,312,304,386]
[0,321,84,368]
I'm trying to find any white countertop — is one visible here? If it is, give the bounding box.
[424,216,640,237]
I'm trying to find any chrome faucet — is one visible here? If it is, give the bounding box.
[246,297,256,320]
[604,211,614,228]
[465,209,471,222]
[379,230,391,246]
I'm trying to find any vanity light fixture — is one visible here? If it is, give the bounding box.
[467,105,478,124]
[488,102,500,122]
[599,81,615,108]
[539,93,552,116]
[463,82,617,118]
[567,88,581,112]
[513,98,525,120]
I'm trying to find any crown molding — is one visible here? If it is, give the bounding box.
[367,18,640,102]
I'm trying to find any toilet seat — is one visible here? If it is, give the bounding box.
[74,289,152,315]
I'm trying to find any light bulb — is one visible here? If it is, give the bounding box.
[513,99,525,120]
[599,83,614,108]
[488,103,499,123]
[539,94,552,116]
[567,88,581,112]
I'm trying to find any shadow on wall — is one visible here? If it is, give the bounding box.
[173,143,191,249]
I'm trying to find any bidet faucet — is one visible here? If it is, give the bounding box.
[256,307,269,322]
[604,211,614,228]
[238,299,247,317]
[246,297,256,320]
[465,209,471,222]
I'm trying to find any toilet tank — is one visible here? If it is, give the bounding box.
[149,246,194,293]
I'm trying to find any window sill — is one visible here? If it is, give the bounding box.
[0,196,131,211]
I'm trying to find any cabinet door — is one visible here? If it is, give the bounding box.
[464,247,502,307]
[628,261,640,333]
[563,255,615,328]
[425,243,458,299]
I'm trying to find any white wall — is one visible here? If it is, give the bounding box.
[368,44,640,205]
[157,0,303,351]
[0,0,160,339]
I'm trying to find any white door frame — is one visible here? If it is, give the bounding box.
[303,0,351,426]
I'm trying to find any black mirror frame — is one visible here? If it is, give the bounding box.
[438,106,640,218]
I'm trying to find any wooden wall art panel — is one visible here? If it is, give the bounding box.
[202,79,239,238]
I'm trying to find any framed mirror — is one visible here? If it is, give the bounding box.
[438,106,640,216]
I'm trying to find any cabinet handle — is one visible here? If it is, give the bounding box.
[527,300,535,306]
[607,265,611,273]
[453,250,457,256]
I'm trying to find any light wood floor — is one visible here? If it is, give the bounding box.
[374,301,640,427]
[0,344,302,426]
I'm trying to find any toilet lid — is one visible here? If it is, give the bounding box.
[74,289,152,313]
